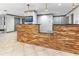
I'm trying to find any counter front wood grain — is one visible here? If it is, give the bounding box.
[16,24,79,54]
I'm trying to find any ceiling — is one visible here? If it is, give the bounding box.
[0,3,78,16]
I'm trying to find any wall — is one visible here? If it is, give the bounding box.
[20,18,23,24]
[53,16,69,24]
[5,15,15,32]
[0,16,4,29]
[38,15,53,33]
[24,11,37,24]
[66,6,79,24]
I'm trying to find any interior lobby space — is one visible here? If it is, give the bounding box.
[0,32,78,56]
[0,3,79,56]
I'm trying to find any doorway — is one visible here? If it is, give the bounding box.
[71,14,74,24]
[14,18,20,31]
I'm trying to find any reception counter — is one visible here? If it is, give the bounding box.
[16,24,79,54]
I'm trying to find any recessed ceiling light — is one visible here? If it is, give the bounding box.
[58,3,62,6]
[3,10,7,14]
[3,10,7,12]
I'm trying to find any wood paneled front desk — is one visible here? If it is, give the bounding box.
[16,24,79,54]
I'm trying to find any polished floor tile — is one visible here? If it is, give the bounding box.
[0,32,78,56]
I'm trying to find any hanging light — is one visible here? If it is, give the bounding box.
[27,4,30,10]
[45,3,48,12]
[24,4,30,15]
[72,3,75,8]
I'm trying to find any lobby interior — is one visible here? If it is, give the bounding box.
[0,3,79,56]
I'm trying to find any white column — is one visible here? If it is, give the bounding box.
[20,18,22,24]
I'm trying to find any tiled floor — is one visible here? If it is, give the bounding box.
[0,32,78,56]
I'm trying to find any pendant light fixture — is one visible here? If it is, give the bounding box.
[72,3,75,8]
[24,4,30,15]
[45,3,48,12]
[27,4,30,10]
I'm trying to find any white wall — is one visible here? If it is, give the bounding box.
[0,16,4,29]
[20,18,22,24]
[5,15,15,32]
[53,16,69,24]
[73,7,79,24]
[38,15,53,33]
[66,7,79,24]
[24,11,37,24]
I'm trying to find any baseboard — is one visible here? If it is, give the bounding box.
[6,31,15,33]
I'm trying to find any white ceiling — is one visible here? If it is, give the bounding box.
[0,3,78,16]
